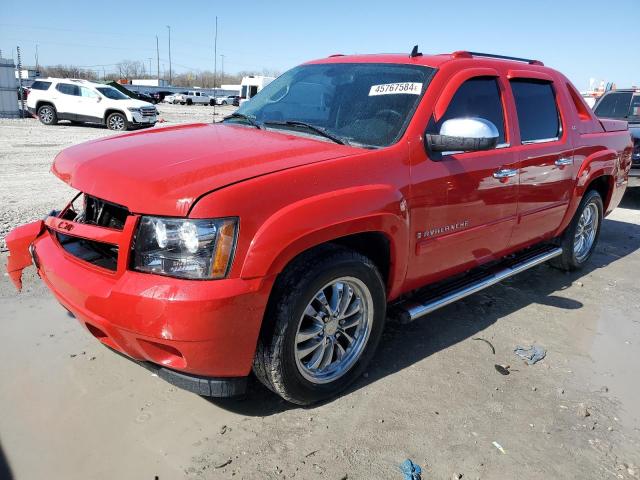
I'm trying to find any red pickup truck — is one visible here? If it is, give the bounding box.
[6,49,633,405]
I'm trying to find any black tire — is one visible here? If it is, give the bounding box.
[253,246,386,405]
[551,189,603,271]
[209,99,215,106]
[186,99,193,105]
[106,112,127,131]
[179,102,185,105]
[37,104,58,125]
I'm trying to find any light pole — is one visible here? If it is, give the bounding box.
[212,16,218,119]
[166,25,172,85]
[155,35,160,80]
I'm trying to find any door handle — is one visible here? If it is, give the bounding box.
[493,168,518,179]
[555,157,573,166]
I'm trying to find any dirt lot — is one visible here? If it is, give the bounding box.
[1,105,639,480]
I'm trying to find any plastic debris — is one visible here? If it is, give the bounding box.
[492,441,506,454]
[514,345,546,365]
[400,459,422,480]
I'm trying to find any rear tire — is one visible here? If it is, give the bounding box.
[37,104,57,125]
[186,99,193,105]
[551,189,603,271]
[253,246,386,405]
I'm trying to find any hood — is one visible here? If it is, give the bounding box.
[125,99,154,108]
[52,123,358,216]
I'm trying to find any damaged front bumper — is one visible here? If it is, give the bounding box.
[4,212,271,398]
[5,220,44,290]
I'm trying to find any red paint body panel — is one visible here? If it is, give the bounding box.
[5,52,633,382]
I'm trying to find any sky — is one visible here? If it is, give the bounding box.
[0,0,637,90]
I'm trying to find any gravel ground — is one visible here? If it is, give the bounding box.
[0,109,639,480]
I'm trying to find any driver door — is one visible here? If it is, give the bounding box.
[406,73,519,289]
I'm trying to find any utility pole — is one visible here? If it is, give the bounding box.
[35,44,39,72]
[166,25,172,85]
[155,35,160,80]
[16,46,25,118]
[213,16,218,120]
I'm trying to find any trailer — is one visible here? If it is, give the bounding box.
[240,75,274,105]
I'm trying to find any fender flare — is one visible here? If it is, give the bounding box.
[556,148,617,235]
[103,109,127,123]
[240,184,409,298]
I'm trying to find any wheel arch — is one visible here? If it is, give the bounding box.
[35,100,55,111]
[103,109,127,123]
[555,149,617,236]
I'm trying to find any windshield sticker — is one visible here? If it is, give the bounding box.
[369,82,423,96]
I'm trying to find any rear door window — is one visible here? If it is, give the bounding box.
[30,81,51,91]
[429,76,506,145]
[510,79,560,143]
[594,92,633,119]
[56,83,80,96]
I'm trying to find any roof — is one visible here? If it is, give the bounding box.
[306,50,546,69]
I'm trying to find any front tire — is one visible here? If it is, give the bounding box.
[253,246,386,405]
[106,112,127,131]
[37,104,58,125]
[552,189,603,271]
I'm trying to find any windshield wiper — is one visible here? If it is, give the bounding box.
[263,120,348,145]
[223,113,262,129]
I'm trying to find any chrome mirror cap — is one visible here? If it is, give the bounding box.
[439,117,499,139]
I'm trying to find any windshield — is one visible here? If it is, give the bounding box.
[594,91,633,120]
[231,63,436,147]
[96,87,130,100]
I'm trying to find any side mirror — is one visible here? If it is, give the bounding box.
[426,117,499,152]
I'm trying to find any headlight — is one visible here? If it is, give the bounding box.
[128,107,141,112]
[133,216,238,279]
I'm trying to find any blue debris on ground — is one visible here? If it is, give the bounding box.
[400,459,422,480]
[514,345,546,365]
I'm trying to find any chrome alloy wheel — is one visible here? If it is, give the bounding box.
[108,115,125,130]
[294,277,374,384]
[574,202,598,262]
[39,107,53,123]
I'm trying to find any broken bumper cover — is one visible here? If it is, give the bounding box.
[5,220,273,397]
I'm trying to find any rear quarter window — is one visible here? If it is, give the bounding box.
[510,79,560,143]
[30,81,51,91]
[56,83,80,96]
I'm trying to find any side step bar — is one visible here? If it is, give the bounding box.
[392,246,563,323]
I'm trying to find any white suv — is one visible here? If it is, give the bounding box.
[27,78,157,131]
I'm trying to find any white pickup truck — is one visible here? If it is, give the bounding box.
[173,90,213,105]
